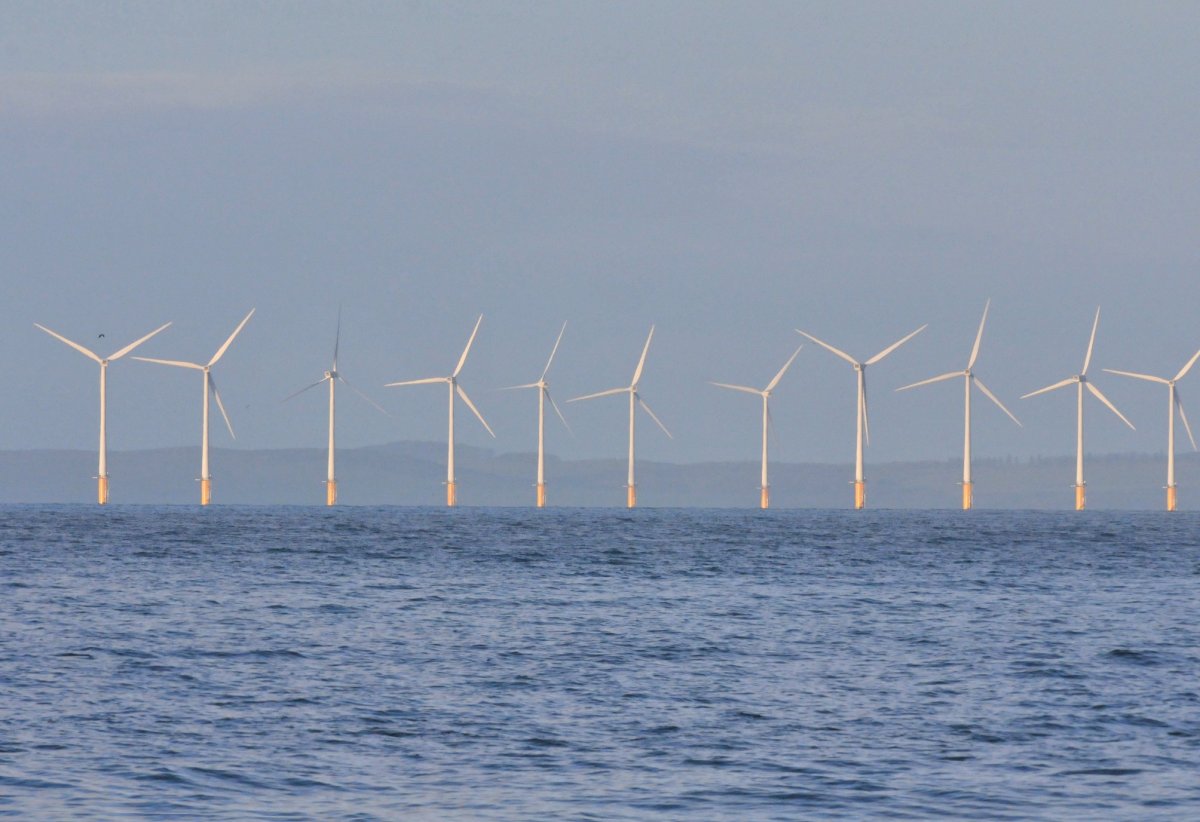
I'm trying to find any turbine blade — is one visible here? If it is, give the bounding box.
[107,322,172,361]
[545,388,572,434]
[866,324,927,365]
[765,346,803,392]
[862,377,870,446]
[709,381,762,397]
[282,377,328,402]
[384,376,448,388]
[332,305,342,371]
[1086,381,1134,430]
[1081,306,1100,375]
[456,384,495,437]
[34,323,102,363]
[338,375,391,417]
[973,377,1022,426]
[540,321,567,382]
[452,314,483,378]
[209,374,236,439]
[132,356,204,370]
[209,308,255,367]
[796,330,857,366]
[1174,348,1200,382]
[1175,388,1197,451]
[967,299,990,370]
[1102,368,1168,385]
[895,371,961,392]
[568,386,628,402]
[631,325,655,385]
[498,382,541,391]
[637,395,672,439]
[1021,377,1076,399]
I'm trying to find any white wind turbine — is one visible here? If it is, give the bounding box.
[569,325,671,508]
[710,346,802,509]
[896,300,1022,510]
[133,309,255,505]
[797,323,927,509]
[35,321,172,504]
[1021,307,1134,511]
[1103,348,1200,511]
[500,322,571,508]
[385,315,495,507]
[284,309,388,506]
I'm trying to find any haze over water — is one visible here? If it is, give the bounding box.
[3,506,1197,819]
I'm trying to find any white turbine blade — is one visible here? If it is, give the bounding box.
[498,382,541,391]
[1175,388,1197,450]
[866,324,927,366]
[384,376,447,388]
[456,384,495,437]
[1174,348,1200,382]
[637,395,673,439]
[967,299,990,370]
[132,356,204,370]
[569,386,628,402]
[1021,377,1075,399]
[1086,381,1134,430]
[332,305,342,371]
[209,308,256,367]
[452,314,483,378]
[540,322,567,382]
[338,375,391,417]
[796,330,857,366]
[283,377,328,402]
[896,371,960,392]
[107,322,172,361]
[1081,306,1100,375]
[34,324,102,363]
[545,388,572,434]
[209,374,236,439]
[861,378,870,446]
[631,325,655,385]
[1102,368,1168,385]
[710,381,762,397]
[973,377,1022,427]
[765,346,803,392]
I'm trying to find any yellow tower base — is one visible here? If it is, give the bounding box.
[627,485,637,508]
[854,481,865,510]
[962,481,973,511]
[98,476,109,506]
[1074,484,1085,511]
[326,480,337,506]
[1167,485,1177,512]
[447,481,457,507]
[536,483,546,508]
[760,486,769,509]
[200,478,212,506]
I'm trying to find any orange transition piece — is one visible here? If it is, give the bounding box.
[446,481,457,507]
[854,481,866,510]
[326,480,337,506]
[760,486,769,510]
[1167,485,1177,512]
[98,476,109,506]
[200,478,212,506]
[962,482,973,511]
[627,485,637,508]
[1074,484,1086,511]
[536,483,546,508]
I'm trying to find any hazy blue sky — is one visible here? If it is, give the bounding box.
[3,1,1199,471]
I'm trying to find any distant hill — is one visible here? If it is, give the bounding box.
[0,442,1194,510]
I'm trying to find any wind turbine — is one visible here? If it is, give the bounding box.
[569,325,671,508]
[500,322,571,508]
[1103,348,1200,511]
[710,346,802,509]
[284,309,388,506]
[35,321,171,504]
[1021,307,1134,510]
[133,309,256,505]
[896,300,1022,510]
[797,323,927,509]
[385,315,495,507]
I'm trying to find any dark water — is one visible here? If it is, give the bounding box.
[1,506,1197,820]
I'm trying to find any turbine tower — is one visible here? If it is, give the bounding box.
[1103,348,1200,511]
[35,321,171,504]
[500,322,571,508]
[710,346,802,509]
[284,309,388,506]
[1021,307,1133,511]
[385,315,495,507]
[896,300,1021,510]
[569,325,671,508]
[134,309,255,505]
[797,323,926,509]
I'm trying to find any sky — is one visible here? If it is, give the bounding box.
[3,1,1199,473]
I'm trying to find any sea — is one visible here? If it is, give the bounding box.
[1,506,1197,820]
